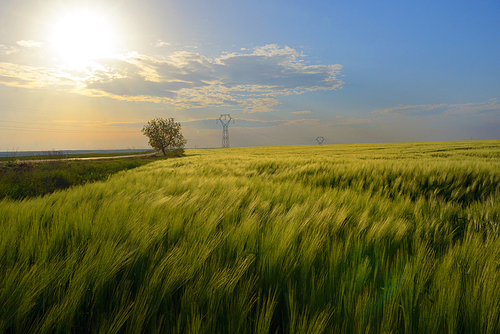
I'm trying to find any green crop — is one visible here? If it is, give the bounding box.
[1,140,499,333]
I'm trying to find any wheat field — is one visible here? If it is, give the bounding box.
[1,140,499,333]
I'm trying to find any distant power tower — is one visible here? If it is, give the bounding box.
[316,136,325,145]
[216,114,234,148]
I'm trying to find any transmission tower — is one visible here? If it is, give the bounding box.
[316,136,325,145]
[216,114,234,148]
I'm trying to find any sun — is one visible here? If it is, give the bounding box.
[50,10,117,67]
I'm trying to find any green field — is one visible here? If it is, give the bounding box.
[0,155,158,201]
[1,140,499,333]
[0,150,155,162]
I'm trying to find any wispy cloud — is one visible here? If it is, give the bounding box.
[0,44,343,113]
[155,40,171,47]
[322,99,500,130]
[234,98,281,113]
[373,100,500,117]
[291,110,311,114]
[444,100,500,116]
[285,118,320,126]
[0,62,77,88]
[327,117,379,127]
[16,40,42,48]
[183,117,287,129]
[236,117,287,126]
[0,45,18,55]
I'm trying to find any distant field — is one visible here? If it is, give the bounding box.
[1,140,499,333]
[0,149,154,161]
[0,153,159,201]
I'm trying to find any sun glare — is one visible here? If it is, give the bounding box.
[50,10,117,68]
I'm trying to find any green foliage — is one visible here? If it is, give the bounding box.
[0,140,499,333]
[142,117,187,156]
[0,157,157,200]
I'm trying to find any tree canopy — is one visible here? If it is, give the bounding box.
[142,118,187,156]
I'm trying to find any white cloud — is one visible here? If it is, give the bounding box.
[0,44,344,112]
[155,40,171,47]
[81,45,343,110]
[16,40,42,48]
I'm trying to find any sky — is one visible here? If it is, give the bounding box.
[0,0,499,150]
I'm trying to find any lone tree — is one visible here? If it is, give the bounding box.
[142,117,187,156]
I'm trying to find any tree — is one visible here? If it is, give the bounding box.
[142,117,187,156]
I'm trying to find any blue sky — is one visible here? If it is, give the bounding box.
[0,0,499,150]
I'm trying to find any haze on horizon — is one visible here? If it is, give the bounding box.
[0,0,499,151]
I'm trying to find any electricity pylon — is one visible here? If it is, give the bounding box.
[316,136,325,145]
[216,114,234,148]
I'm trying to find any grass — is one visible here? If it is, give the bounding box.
[0,140,499,333]
[0,150,154,161]
[0,154,158,200]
